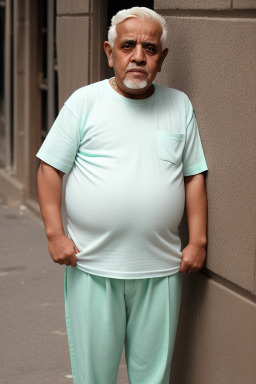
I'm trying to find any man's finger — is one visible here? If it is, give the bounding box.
[180,264,187,274]
[74,246,80,254]
[70,253,77,268]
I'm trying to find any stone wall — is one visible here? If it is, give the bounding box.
[154,1,256,382]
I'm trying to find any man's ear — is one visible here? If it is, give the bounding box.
[104,41,114,68]
[157,48,168,73]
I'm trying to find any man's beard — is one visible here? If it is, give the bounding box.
[123,78,148,90]
[123,64,149,89]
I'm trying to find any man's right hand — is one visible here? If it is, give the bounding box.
[48,234,80,267]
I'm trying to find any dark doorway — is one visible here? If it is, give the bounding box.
[107,0,154,34]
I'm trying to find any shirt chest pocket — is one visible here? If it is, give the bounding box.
[157,130,185,165]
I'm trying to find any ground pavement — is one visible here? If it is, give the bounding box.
[0,198,128,384]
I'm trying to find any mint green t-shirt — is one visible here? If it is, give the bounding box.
[36,79,208,279]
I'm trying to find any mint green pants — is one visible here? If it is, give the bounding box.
[64,267,183,384]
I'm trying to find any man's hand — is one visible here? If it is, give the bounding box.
[48,233,80,267]
[180,243,206,274]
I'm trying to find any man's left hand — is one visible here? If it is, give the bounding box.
[180,243,206,274]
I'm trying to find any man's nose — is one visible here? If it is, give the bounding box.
[131,44,146,65]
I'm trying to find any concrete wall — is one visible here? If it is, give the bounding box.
[56,0,90,107]
[56,0,107,107]
[0,0,43,204]
[154,1,256,382]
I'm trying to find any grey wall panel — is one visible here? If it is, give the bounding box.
[233,0,256,9]
[57,0,89,15]
[56,16,89,107]
[171,274,256,383]
[156,17,256,293]
[154,0,231,10]
[195,276,256,383]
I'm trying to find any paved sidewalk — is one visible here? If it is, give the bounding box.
[0,199,128,384]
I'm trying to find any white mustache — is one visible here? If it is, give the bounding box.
[125,65,149,74]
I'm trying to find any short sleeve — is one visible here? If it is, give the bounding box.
[182,99,208,176]
[36,103,80,174]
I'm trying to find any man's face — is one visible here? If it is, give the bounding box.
[104,18,168,99]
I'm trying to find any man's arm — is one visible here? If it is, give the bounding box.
[37,161,79,267]
[180,173,207,274]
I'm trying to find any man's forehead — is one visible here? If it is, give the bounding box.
[115,18,162,42]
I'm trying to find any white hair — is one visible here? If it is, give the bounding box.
[108,7,167,49]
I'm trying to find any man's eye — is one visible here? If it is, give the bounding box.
[123,44,132,49]
[146,46,156,53]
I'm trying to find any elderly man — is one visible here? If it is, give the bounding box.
[37,6,208,384]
